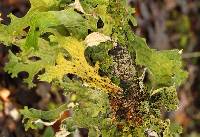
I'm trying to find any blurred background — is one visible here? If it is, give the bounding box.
[0,0,200,136]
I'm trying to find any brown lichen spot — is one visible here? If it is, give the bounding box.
[108,45,148,127]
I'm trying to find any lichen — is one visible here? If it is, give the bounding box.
[1,0,187,136]
[40,37,121,93]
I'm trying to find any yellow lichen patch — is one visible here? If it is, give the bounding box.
[40,37,121,93]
